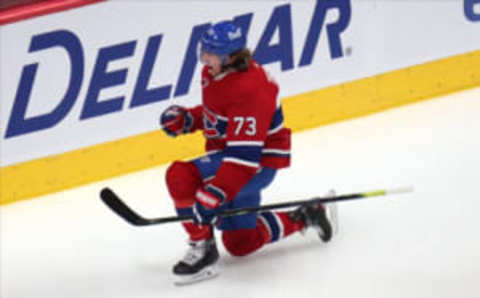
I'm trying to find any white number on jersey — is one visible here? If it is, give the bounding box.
[233,116,256,136]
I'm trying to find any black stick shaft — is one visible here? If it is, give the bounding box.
[100,187,412,226]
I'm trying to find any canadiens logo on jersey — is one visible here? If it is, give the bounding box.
[203,108,227,139]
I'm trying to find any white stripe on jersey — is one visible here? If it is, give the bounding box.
[262,149,291,155]
[223,157,259,168]
[258,216,272,242]
[272,212,285,239]
[196,191,219,207]
[207,150,221,155]
[227,141,264,147]
[267,124,284,135]
[206,184,227,200]
[203,176,215,182]
[204,106,228,121]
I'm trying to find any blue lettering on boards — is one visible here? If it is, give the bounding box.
[6,1,353,139]
[130,34,172,108]
[80,40,136,119]
[253,4,294,71]
[173,23,211,97]
[5,30,84,138]
[299,0,351,66]
[465,0,480,22]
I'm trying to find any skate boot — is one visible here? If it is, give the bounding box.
[173,237,219,285]
[289,190,338,242]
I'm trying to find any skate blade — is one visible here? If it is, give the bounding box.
[312,203,338,241]
[324,189,338,236]
[326,203,339,236]
[174,264,219,286]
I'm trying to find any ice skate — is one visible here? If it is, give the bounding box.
[173,237,219,285]
[289,190,338,242]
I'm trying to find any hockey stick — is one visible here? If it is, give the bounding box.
[100,186,413,226]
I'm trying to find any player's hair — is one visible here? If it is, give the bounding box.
[225,49,252,72]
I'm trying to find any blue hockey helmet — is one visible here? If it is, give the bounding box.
[199,20,246,61]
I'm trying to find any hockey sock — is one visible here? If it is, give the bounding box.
[176,207,213,241]
[257,211,304,243]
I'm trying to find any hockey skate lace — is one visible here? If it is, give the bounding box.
[182,241,206,266]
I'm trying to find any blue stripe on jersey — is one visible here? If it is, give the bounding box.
[269,107,284,131]
[262,152,291,157]
[259,211,281,242]
[176,206,194,217]
[225,145,262,163]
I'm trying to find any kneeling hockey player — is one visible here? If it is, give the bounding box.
[160,20,337,285]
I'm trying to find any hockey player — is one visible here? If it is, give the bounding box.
[160,20,337,285]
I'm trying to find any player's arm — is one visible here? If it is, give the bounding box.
[160,105,204,137]
[187,105,204,131]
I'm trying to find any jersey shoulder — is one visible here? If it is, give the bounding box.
[232,61,273,95]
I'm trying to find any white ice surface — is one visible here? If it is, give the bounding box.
[2,87,480,298]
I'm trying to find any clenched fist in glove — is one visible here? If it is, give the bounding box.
[193,184,227,225]
[160,105,193,137]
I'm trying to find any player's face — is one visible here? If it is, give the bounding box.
[201,52,223,76]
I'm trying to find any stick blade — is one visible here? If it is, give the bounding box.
[100,188,149,226]
[386,186,414,195]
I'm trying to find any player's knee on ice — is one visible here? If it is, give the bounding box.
[222,229,265,257]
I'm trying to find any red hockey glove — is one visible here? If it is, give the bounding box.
[160,105,193,137]
[193,185,227,225]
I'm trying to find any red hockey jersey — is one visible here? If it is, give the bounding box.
[188,60,291,202]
